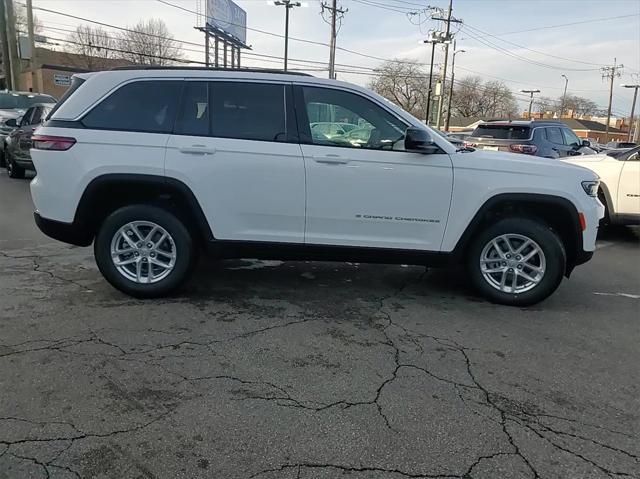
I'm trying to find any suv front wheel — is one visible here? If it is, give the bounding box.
[467,218,566,306]
[94,205,195,298]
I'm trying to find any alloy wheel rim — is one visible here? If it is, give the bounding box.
[480,234,546,294]
[110,221,177,284]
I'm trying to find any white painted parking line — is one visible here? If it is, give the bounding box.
[594,292,640,299]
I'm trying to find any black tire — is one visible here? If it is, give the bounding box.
[0,147,5,168]
[6,152,25,179]
[94,204,196,298]
[467,217,566,306]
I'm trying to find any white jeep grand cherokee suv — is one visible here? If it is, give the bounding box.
[30,68,603,306]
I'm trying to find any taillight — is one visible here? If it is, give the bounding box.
[509,144,538,155]
[31,135,76,151]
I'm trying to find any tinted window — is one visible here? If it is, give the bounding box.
[0,92,56,109]
[300,86,407,150]
[83,80,181,133]
[562,127,581,147]
[30,107,48,125]
[471,125,530,140]
[210,82,286,142]
[546,127,564,144]
[19,108,35,126]
[175,82,209,136]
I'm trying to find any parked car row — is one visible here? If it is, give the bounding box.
[0,91,57,177]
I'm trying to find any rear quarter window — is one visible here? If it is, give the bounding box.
[82,80,182,134]
[471,125,531,140]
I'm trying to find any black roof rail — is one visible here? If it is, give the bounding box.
[109,66,314,76]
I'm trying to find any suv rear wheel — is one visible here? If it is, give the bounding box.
[467,218,566,306]
[94,205,195,298]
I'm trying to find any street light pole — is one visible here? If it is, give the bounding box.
[270,1,302,72]
[621,84,639,142]
[445,47,465,132]
[560,74,569,118]
[521,89,541,119]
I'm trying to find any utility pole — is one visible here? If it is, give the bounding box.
[424,39,437,125]
[434,0,452,130]
[322,0,347,79]
[445,45,465,131]
[560,74,568,118]
[602,59,623,143]
[26,0,41,92]
[521,89,541,119]
[621,83,639,142]
[5,0,20,90]
[270,1,301,72]
[0,0,12,90]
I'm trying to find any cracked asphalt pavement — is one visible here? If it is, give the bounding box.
[1,171,639,479]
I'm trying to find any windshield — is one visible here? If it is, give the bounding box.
[471,124,531,140]
[0,92,56,110]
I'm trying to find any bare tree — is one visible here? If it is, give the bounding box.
[534,96,557,114]
[450,76,518,119]
[117,19,184,66]
[563,94,599,118]
[14,5,42,35]
[368,60,428,120]
[66,25,116,70]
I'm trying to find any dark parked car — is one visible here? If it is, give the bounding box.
[0,91,56,167]
[465,120,595,158]
[606,141,637,149]
[4,103,55,178]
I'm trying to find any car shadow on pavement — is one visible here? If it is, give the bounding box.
[597,225,640,243]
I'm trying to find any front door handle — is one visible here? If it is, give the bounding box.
[312,155,349,164]
[179,145,216,155]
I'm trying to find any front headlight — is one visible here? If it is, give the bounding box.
[581,180,600,197]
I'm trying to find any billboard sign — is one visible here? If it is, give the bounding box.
[206,0,247,44]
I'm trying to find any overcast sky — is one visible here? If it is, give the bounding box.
[31,0,640,116]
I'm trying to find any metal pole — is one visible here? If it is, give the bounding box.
[445,47,460,132]
[214,37,219,67]
[604,59,616,144]
[26,0,40,92]
[560,75,568,118]
[528,92,534,119]
[435,0,453,129]
[223,40,227,68]
[284,4,289,72]
[425,41,436,125]
[237,48,241,68]
[5,0,20,90]
[628,86,638,142]
[205,33,210,67]
[0,0,11,90]
[328,0,337,79]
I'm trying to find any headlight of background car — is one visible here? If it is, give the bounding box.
[581,180,600,197]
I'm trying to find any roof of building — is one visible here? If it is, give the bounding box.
[558,118,625,133]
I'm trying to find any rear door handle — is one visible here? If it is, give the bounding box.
[179,145,216,155]
[312,155,349,164]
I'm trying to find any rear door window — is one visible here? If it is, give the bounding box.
[175,81,209,137]
[546,127,564,144]
[82,80,181,133]
[471,125,531,140]
[210,82,286,142]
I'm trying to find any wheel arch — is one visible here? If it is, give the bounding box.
[452,193,583,275]
[74,174,213,245]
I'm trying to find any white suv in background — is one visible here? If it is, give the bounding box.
[30,68,603,306]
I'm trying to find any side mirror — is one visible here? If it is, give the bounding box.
[5,118,17,128]
[404,127,440,154]
[581,139,591,148]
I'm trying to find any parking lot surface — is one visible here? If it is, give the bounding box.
[1,171,639,479]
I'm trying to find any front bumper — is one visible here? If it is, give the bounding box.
[34,212,92,246]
